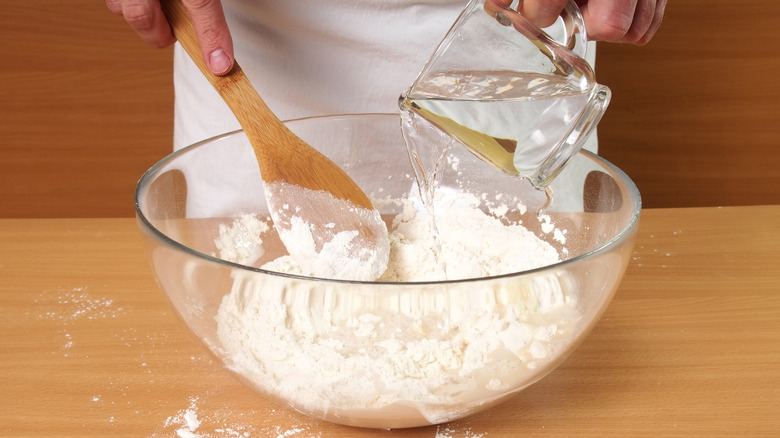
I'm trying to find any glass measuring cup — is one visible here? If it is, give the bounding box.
[400,0,610,189]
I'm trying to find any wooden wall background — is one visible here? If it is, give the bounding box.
[2,1,779,218]
[1,2,173,218]
[597,1,780,209]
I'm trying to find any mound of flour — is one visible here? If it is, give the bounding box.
[221,188,561,282]
[377,188,559,281]
[213,187,579,425]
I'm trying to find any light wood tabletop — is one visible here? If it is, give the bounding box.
[1,205,779,437]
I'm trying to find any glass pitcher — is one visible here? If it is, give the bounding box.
[400,0,610,189]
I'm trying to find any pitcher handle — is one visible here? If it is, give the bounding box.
[485,0,589,58]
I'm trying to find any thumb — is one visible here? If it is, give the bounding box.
[181,0,234,75]
[519,0,570,28]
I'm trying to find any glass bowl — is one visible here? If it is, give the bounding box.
[135,113,640,428]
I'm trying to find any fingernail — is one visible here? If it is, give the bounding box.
[209,49,232,75]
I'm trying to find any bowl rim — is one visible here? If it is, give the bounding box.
[135,113,642,286]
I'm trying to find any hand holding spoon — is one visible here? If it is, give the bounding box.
[161,0,389,280]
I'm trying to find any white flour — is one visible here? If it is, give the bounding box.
[212,187,580,426]
[263,181,390,281]
[214,214,270,266]
[153,396,321,438]
[378,189,559,281]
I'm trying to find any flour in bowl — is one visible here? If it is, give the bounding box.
[377,188,560,281]
[263,181,390,282]
[212,186,580,426]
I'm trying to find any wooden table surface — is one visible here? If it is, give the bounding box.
[2,205,779,437]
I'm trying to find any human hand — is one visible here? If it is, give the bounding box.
[491,0,666,45]
[106,0,234,74]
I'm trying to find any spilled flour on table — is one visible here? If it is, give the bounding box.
[435,424,487,438]
[34,286,126,322]
[151,396,323,438]
[32,286,129,356]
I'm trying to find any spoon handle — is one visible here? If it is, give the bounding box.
[159,0,298,164]
[159,0,374,211]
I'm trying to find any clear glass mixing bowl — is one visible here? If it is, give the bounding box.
[135,113,640,428]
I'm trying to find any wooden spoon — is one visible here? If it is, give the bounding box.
[161,0,389,281]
